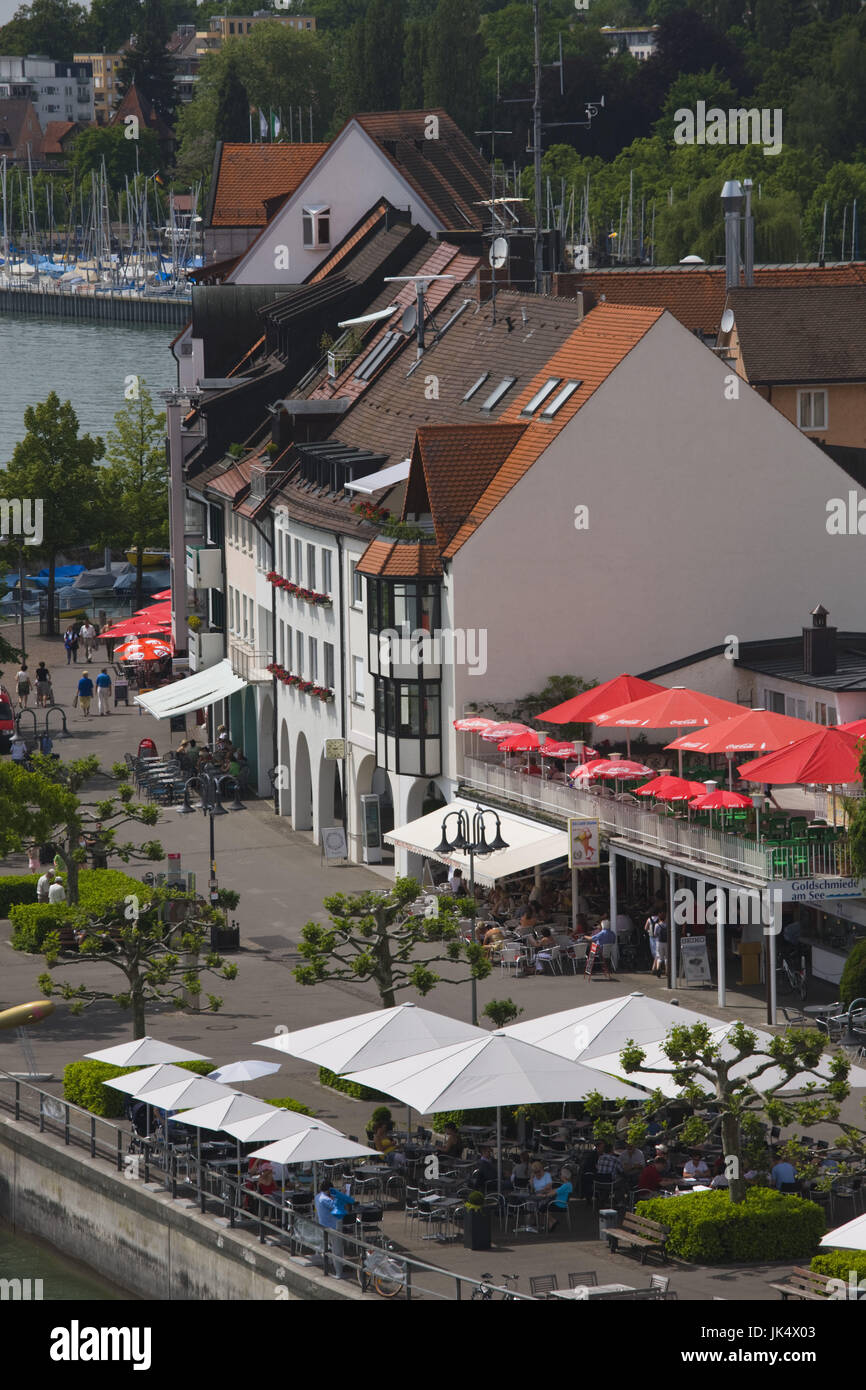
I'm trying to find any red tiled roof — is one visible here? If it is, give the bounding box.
[356,538,443,577]
[109,84,173,143]
[209,142,329,227]
[408,423,527,553]
[554,264,866,337]
[443,303,663,557]
[41,120,76,154]
[204,457,255,498]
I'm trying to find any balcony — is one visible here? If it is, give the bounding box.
[461,757,854,885]
[188,628,224,672]
[229,642,272,683]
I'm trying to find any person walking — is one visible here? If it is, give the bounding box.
[15,664,31,711]
[650,907,669,978]
[64,626,79,664]
[48,875,66,904]
[77,670,94,717]
[35,662,52,708]
[95,668,112,716]
[80,620,97,661]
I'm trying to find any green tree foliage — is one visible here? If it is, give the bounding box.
[0,755,163,906]
[99,381,168,611]
[39,886,238,1038]
[70,125,162,191]
[2,393,103,636]
[85,0,141,50]
[214,50,250,143]
[401,17,428,108]
[0,0,88,60]
[118,0,177,122]
[424,0,483,134]
[361,0,404,110]
[294,876,491,1008]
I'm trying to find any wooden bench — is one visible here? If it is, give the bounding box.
[605,1212,669,1264]
[767,1268,836,1300]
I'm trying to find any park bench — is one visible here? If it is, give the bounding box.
[767,1268,836,1300]
[604,1212,669,1264]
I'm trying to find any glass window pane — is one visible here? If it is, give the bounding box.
[307,544,316,590]
[813,392,826,429]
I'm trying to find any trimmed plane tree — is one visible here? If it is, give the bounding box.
[294,876,491,1009]
[584,1020,862,1204]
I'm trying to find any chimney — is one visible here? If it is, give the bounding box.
[721,180,743,291]
[742,178,754,287]
[803,604,837,676]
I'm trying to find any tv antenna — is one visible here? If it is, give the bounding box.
[384,274,454,358]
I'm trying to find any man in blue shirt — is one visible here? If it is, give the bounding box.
[314,1180,354,1278]
[589,919,617,977]
[770,1154,798,1192]
[77,670,94,717]
[95,668,112,716]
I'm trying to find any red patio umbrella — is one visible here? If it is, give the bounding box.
[635,775,707,801]
[541,740,585,759]
[666,708,822,755]
[115,636,174,662]
[479,722,531,742]
[838,718,866,738]
[453,717,496,732]
[571,758,654,784]
[690,789,753,809]
[498,731,542,751]
[151,589,172,600]
[595,686,744,777]
[537,673,665,724]
[737,727,863,786]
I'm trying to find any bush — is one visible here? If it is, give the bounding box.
[10,869,152,952]
[318,1066,386,1102]
[810,1250,866,1283]
[63,1057,215,1117]
[636,1187,826,1264]
[370,1106,392,1127]
[840,939,866,1008]
[265,1097,313,1116]
[0,873,39,916]
[431,1104,562,1132]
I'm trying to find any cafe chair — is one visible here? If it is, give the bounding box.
[530,1274,559,1298]
[568,1271,598,1288]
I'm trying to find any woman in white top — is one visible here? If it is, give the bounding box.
[530,1161,554,1196]
[683,1151,710,1180]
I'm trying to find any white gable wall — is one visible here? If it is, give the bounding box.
[450,311,865,710]
[228,125,446,285]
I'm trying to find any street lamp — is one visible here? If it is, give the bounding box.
[178,770,244,900]
[435,808,508,1025]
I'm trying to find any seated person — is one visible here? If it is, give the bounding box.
[372,1121,397,1158]
[472,1146,497,1190]
[530,1161,554,1199]
[570,913,591,941]
[653,1144,671,1175]
[637,1156,667,1192]
[769,1153,798,1192]
[519,902,540,930]
[545,1167,574,1232]
[618,1141,646,1178]
[448,866,468,897]
[439,1122,463,1158]
[487,886,510,924]
[474,919,491,944]
[482,925,504,953]
[510,1151,532,1187]
[534,927,556,949]
[683,1150,710,1181]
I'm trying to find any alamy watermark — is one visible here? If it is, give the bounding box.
[0,497,43,546]
[673,884,783,934]
[378,625,487,676]
[673,101,782,157]
[0,1277,43,1299]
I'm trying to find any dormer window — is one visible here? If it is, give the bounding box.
[302,205,330,249]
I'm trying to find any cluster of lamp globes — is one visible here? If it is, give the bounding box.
[434,809,509,857]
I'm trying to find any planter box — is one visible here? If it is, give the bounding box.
[463,1210,491,1251]
[210,923,240,953]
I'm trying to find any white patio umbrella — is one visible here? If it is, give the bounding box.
[140,1076,238,1111]
[344,1032,645,1191]
[160,1092,275,1187]
[249,1127,377,1164]
[103,1063,194,1096]
[85,1036,211,1066]
[819,1212,866,1250]
[224,1109,343,1143]
[504,993,723,1062]
[208,1060,282,1085]
[582,1021,866,1098]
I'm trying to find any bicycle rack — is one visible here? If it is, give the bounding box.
[44,705,72,738]
[15,708,38,743]
[15,707,72,742]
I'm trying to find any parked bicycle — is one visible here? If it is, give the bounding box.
[470,1272,521,1300]
[356,1236,407,1297]
[778,951,808,1002]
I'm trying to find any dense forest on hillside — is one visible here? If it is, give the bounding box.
[2,0,865,261]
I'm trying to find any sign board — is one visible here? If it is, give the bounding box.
[322,826,348,861]
[569,818,599,868]
[680,935,711,984]
[325,739,346,760]
[777,877,866,903]
[361,794,382,864]
[584,939,599,978]
[167,853,182,883]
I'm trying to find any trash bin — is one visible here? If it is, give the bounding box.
[737,940,762,986]
[598,1208,618,1241]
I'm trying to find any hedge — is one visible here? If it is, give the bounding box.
[840,939,866,1008]
[810,1250,866,1283]
[318,1066,387,1102]
[0,873,39,916]
[265,1097,313,1116]
[63,1058,215,1118]
[10,869,153,952]
[636,1187,826,1264]
[431,1104,563,1132]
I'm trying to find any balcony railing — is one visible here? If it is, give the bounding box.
[462,757,853,884]
[229,643,272,683]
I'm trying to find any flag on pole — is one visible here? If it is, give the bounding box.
[270,109,281,140]
[259,110,268,140]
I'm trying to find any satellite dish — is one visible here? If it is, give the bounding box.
[679,254,705,264]
[401,304,417,335]
[489,236,509,270]
[720,307,734,334]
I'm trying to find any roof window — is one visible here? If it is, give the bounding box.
[541,380,581,418]
[463,372,489,401]
[521,378,561,415]
[480,377,517,411]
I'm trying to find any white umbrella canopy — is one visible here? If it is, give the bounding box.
[85,1036,211,1066]
[138,1076,238,1112]
[255,1002,485,1073]
[504,993,722,1063]
[343,1032,646,1111]
[223,1108,342,1143]
[162,1093,272,1131]
[208,1060,281,1085]
[248,1127,377,1165]
[820,1213,866,1250]
[104,1063,197,1097]
[583,1021,866,1098]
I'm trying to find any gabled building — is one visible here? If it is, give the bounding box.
[0,98,42,162]
[204,141,330,262]
[109,83,175,159]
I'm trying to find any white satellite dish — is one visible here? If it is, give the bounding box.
[720,307,734,334]
[401,304,418,335]
[679,254,705,264]
[489,236,509,270]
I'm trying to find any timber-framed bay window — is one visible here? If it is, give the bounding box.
[374,677,441,775]
[367,578,442,680]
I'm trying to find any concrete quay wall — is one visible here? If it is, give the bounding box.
[0,1116,360,1301]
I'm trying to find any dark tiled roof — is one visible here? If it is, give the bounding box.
[207,142,329,228]
[109,84,173,143]
[0,99,41,155]
[356,538,443,577]
[728,286,866,384]
[553,263,866,337]
[309,199,396,282]
[410,423,527,552]
[736,648,866,692]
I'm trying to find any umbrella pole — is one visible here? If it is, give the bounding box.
[496,1107,502,1196]
[677,748,683,778]
[626,731,631,758]
[727,755,733,791]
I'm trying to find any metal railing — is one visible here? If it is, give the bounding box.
[0,1071,125,1171]
[462,757,853,883]
[228,642,273,683]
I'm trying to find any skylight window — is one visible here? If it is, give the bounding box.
[463,372,489,401]
[521,378,561,416]
[480,377,517,411]
[541,380,582,418]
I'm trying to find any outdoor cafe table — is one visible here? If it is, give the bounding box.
[418,1194,463,1240]
[550,1284,635,1300]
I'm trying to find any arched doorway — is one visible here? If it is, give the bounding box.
[293,732,313,831]
[278,719,291,818]
[404,779,447,882]
[242,687,258,788]
[257,690,273,798]
[317,754,343,837]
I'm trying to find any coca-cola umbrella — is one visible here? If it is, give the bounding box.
[737,726,864,826]
[635,775,706,801]
[479,721,531,742]
[101,616,170,639]
[540,739,587,776]
[838,718,866,738]
[666,707,823,789]
[453,717,496,732]
[538,673,666,760]
[689,786,755,832]
[115,636,174,662]
[151,589,172,601]
[571,757,653,797]
[594,686,744,776]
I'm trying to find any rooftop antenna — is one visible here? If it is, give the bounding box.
[384,273,455,358]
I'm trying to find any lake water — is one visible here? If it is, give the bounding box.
[0,312,177,463]
[0,1223,133,1300]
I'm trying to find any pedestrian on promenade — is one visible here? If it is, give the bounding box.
[35,662,52,707]
[80,619,97,661]
[16,663,31,710]
[77,670,94,717]
[96,668,112,715]
[36,868,55,902]
[64,627,79,664]
[48,876,66,904]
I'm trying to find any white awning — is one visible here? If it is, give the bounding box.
[135,659,245,719]
[385,798,569,886]
[345,458,412,495]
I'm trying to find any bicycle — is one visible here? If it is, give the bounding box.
[471,1272,521,1300]
[356,1235,407,1297]
[778,952,808,1003]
